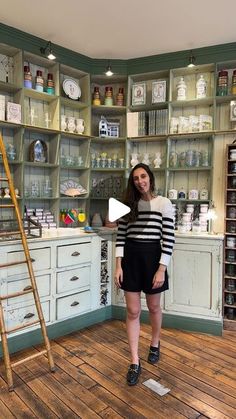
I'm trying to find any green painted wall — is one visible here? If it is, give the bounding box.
[1,22,236,75]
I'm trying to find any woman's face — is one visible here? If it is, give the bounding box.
[132,167,151,196]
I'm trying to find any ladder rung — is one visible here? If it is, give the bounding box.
[6,319,40,334]
[11,350,47,368]
[0,230,21,237]
[0,287,33,301]
[0,177,8,182]
[0,259,29,269]
[0,204,14,208]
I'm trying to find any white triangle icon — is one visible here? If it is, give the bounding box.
[108,198,130,222]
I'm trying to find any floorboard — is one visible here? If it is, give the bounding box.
[0,320,235,418]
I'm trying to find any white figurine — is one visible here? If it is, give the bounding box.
[4,187,10,198]
[153,152,162,168]
[130,153,139,168]
[142,153,150,165]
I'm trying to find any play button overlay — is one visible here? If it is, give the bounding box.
[108,198,130,222]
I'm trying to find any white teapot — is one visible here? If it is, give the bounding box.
[130,153,139,168]
[153,152,162,168]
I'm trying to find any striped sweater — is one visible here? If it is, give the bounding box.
[115,196,175,266]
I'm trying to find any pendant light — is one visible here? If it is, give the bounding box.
[40,41,56,61]
[187,50,196,68]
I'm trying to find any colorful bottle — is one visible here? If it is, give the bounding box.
[104,86,113,106]
[24,65,32,89]
[116,87,124,106]
[35,70,44,92]
[93,86,101,105]
[217,70,228,96]
[46,73,55,95]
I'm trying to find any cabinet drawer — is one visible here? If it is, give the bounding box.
[56,290,90,320]
[7,248,51,277]
[6,274,50,306]
[57,242,91,268]
[6,301,50,330]
[56,266,90,294]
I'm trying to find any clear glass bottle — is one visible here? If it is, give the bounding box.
[177,77,187,100]
[196,74,207,99]
[24,65,32,89]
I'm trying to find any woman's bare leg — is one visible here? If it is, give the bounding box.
[124,291,141,364]
[146,293,162,347]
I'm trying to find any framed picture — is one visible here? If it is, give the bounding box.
[132,82,146,106]
[152,80,166,103]
[230,100,236,121]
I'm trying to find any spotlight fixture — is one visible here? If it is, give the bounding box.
[187,50,196,68]
[105,62,113,77]
[40,41,56,61]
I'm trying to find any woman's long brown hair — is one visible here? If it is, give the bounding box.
[123,163,155,222]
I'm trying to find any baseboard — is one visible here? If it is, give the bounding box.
[111,305,223,336]
[0,304,223,357]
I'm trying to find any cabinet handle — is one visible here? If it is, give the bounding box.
[23,285,33,291]
[70,276,79,281]
[71,251,80,257]
[71,301,79,307]
[24,312,35,319]
[30,258,35,263]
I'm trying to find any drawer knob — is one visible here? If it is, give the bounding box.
[24,312,35,319]
[70,276,79,281]
[71,251,80,257]
[30,258,35,263]
[71,301,79,307]
[23,285,33,291]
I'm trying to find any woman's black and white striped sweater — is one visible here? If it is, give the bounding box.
[115,196,175,266]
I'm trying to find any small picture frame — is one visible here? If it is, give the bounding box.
[152,80,166,103]
[132,82,146,106]
[230,100,236,121]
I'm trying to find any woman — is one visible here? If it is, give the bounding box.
[114,163,175,386]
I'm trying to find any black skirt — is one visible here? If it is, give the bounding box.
[121,239,169,294]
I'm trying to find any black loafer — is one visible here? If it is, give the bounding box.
[126,362,141,386]
[148,343,160,364]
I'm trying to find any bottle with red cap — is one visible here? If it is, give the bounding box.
[46,73,55,95]
[35,70,44,92]
[217,70,228,96]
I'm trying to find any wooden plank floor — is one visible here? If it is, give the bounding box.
[0,320,236,418]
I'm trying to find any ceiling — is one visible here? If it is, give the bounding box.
[1,0,236,59]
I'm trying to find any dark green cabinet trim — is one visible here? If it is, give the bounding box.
[0,306,112,357]
[1,22,236,76]
[111,306,223,336]
[0,304,222,357]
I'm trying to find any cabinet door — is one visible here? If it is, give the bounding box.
[165,241,222,318]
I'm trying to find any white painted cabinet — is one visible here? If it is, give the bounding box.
[0,230,111,340]
[113,234,224,324]
[165,235,223,319]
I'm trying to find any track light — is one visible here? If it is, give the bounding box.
[40,41,56,61]
[187,50,196,68]
[105,62,113,77]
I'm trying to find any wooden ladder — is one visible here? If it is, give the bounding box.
[0,133,55,391]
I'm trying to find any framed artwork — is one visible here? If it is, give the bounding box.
[230,100,236,121]
[132,82,146,106]
[152,80,166,103]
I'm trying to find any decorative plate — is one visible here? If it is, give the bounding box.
[62,78,81,100]
[60,179,87,197]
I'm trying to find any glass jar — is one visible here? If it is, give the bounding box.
[226,249,236,262]
[225,293,235,305]
[228,221,236,233]
[217,70,228,96]
[169,151,178,167]
[226,264,236,277]
[35,70,44,92]
[229,191,236,204]
[116,87,124,106]
[24,65,32,88]
[226,307,234,320]
[228,206,236,218]
[226,279,236,291]
[196,75,207,99]
[104,86,113,106]
[93,86,101,105]
[227,237,236,248]
[46,73,55,95]
[176,77,187,100]
[232,70,236,95]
